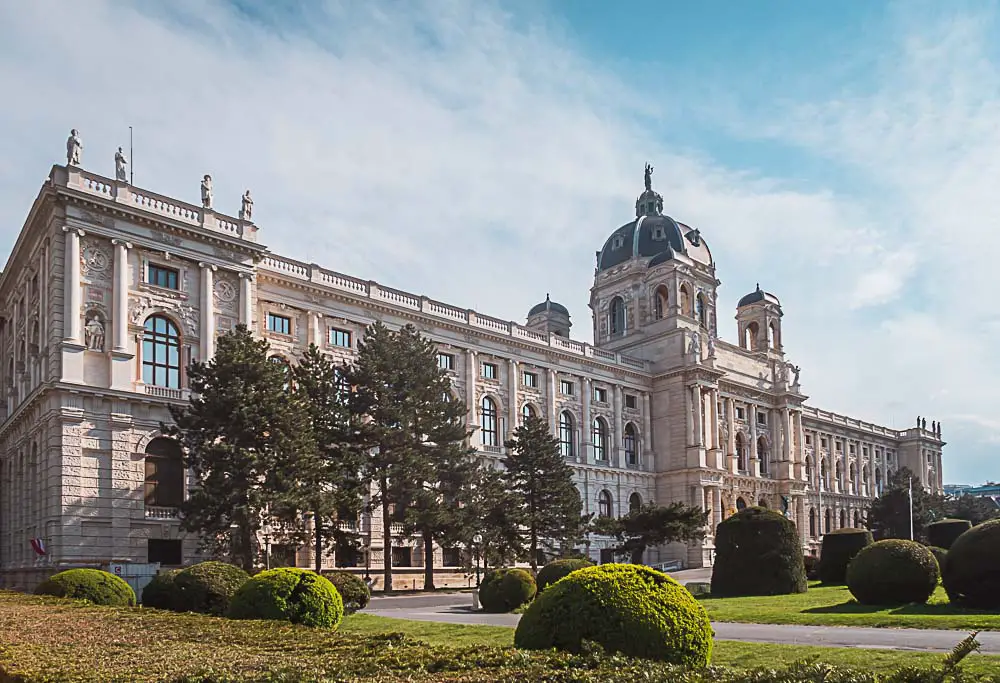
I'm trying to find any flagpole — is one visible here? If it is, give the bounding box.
[908,476,914,540]
[129,126,134,185]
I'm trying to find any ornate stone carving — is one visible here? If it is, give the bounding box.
[149,230,183,247]
[239,190,253,221]
[84,312,105,351]
[177,304,199,337]
[128,295,153,325]
[115,147,128,183]
[201,175,213,209]
[214,275,238,306]
[67,129,83,165]
[80,240,111,277]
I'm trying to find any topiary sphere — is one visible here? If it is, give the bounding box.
[818,528,873,585]
[926,518,973,550]
[173,561,249,615]
[322,570,370,613]
[478,568,537,613]
[35,568,136,607]
[536,558,594,593]
[926,546,948,580]
[943,519,1000,609]
[141,569,180,609]
[847,539,939,605]
[228,567,343,628]
[515,564,712,666]
[711,507,807,596]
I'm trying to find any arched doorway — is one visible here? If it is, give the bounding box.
[736,497,747,512]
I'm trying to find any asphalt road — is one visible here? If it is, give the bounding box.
[367,591,1000,655]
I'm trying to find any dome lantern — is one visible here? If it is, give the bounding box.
[635,163,664,218]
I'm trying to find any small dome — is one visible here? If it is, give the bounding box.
[738,283,781,308]
[528,294,569,317]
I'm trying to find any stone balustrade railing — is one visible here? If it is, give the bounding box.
[258,254,647,372]
[801,405,903,439]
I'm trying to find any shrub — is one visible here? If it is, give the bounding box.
[228,567,343,628]
[34,568,136,607]
[803,555,819,580]
[141,569,180,609]
[711,507,807,596]
[943,518,1000,609]
[846,539,939,605]
[172,561,249,616]
[926,546,948,575]
[818,528,873,585]
[323,570,370,613]
[536,558,594,592]
[926,518,972,550]
[515,563,712,666]
[479,568,536,613]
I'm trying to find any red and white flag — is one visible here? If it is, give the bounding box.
[29,538,47,556]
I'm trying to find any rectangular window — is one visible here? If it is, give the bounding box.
[849,444,856,454]
[836,441,843,452]
[437,353,454,370]
[821,438,828,448]
[481,362,498,379]
[391,546,412,568]
[147,539,183,566]
[522,371,538,388]
[442,547,462,567]
[560,380,575,396]
[593,386,608,403]
[736,406,746,420]
[148,264,179,290]
[805,435,812,446]
[625,394,638,410]
[329,328,352,348]
[267,313,291,335]
[334,546,360,568]
[757,412,767,425]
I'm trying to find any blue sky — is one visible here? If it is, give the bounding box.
[0,0,997,485]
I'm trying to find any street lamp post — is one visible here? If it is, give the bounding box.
[472,534,483,587]
[261,522,273,571]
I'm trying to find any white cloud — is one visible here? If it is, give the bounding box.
[0,0,995,482]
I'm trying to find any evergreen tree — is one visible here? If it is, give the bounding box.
[867,467,946,541]
[590,502,708,563]
[502,414,583,572]
[165,325,313,572]
[469,465,525,573]
[944,494,999,526]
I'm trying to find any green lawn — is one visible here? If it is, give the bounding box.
[698,583,1000,630]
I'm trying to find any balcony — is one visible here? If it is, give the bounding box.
[481,444,504,455]
[144,385,184,400]
[145,506,180,520]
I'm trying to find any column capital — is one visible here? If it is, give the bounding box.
[62,226,85,237]
[198,262,218,272]
[111,239,132,249]
[238,271,254,280]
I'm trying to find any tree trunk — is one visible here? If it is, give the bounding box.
[315,514,323,573]
[422,530,435,591]
[630,544,644,565]
[530,527,538,573]
[236,523,254,574]
[381,485,393,592]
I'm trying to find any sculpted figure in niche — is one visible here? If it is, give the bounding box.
[201,175,213,209]
[239,189,253,220]
[84,314,105,351]
[791,364,801,385]
[115,147,128,183]
[707,333,716,357]
[688,330,701,359]
[67,129,82,166]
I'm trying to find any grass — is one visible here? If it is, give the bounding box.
[698,582,1000,630]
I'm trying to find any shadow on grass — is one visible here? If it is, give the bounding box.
[804,601,1000,616]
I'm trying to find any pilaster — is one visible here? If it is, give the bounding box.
[199,263,217,361]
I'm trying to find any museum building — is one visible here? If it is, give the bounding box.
[0,138,946,589]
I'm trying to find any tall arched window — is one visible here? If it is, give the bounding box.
[744,321,760,351]
[809,508,817,537]
[592,417,609,461]
[628,492,642,513]
[824,508,832,534]
[623,423,638,466]
[680,284,692,317]
[736,433,748,472]
[696,293,707,327]
[559,411,575,458]
[142,315,181,389]
[805,455,814,484]
[839,509,847,528]
[653,286,669,319]
[521,403,536,424]
[821,458,829,490]
[757,436,769,475]
[609,297,626,336]
[598,490,613,518]
[769,321,780,349]
[144,437,184,508]
[849,463,857,494]
[480,396,499,447]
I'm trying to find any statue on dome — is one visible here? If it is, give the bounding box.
[66,129,82,166]
[644,163,653,191]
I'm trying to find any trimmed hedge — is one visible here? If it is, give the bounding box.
[35,568,136,607]
[228,567,343,628]
[515,563,712,666]
[943,519,1000,609]
[323,570,370,613]
[846,539,939,606]
[803,555,819,581]
[711,507,807,596]
[141,569,180,609]
[173,561,249,616]
[926,518,972,550]
[479,568,536,613]
[926,546,948,576]
[818,528,873,585]
[536,558,594,592]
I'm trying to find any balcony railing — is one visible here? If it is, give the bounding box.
[144,385,184,400]
[145,506,180,520]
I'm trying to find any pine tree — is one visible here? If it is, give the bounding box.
[165,325,313,572]
[503,414,583,572]
[591,502,707,563]
[867,467,946,540]
[469,465,525,573]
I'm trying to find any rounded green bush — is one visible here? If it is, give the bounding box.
[35,568,136,607]
[818,528,873,585]
[173,561,249,615]
[479,568,537,613]
[803,555,820,581]
[515,563,712,666]
[926,518,972,550]
[847,539,939,605]
[141,569,180,609]
[926,546,948,580]
[323,570,370,613]
[536,558,594,593]
[228,567,343,628]
[711,507,807,596]
[943,519,1000,609]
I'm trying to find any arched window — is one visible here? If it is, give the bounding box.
[745,321,760,351]
[736,433,748,472]
[805,455,814,484]
[836,461,844,489]
[824,508,832,534]
[736,496,747,512]
[521,403,536,424]
[653,286,669,319]
[839,509,847,528]
[769,321,780,349]
[757,436,769,475]
[609,297,626,336]
[821,458,829,490]
[480,396,499,447]
[142,315,181,389]
[809,508,817,537]
[598,490,613,518]
[592,417,609,461]
[849,463,857,494]
[862,465,870,494]
[758,496,768,508]
[623,423,638,466]
[144,437,184,508]
[854,511,862,528]
[628,492,642,513]
[558,411,575,458]
[696,293,707,327]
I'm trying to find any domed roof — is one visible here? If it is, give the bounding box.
[737,283,781,308]
[528,293,569,317]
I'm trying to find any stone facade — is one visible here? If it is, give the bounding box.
[0,159,945,589]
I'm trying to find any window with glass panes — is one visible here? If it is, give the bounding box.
[437,353,454,370]
[267,313,291,335]
[559,412,575,457]
[142,315,180,388]
[147,264,179,290]
[329,328,352,347]
[480,396,499,446]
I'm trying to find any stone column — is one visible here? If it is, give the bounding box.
[712,485,723,533]
[704,486,714,531]
[727,397,737,472]
[466,349,478,431]
[642,392,652,471]
[796,497,808,547]
[311,312,323,347]
[692,385,704,447]
[62,227,84,343]
[111,240,131,352]
[781,407,791,463]
[795,411,806,481]
[199,263,217,361]
[547,368,558,436]
[507,359,518,433]
[581,377,592,463]
[238,273,253,327]
[685,386,695,445]
[613,384,623,467]
[749,404,759,475]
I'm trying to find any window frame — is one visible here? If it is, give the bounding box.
[329,327,352,348]
[592,417,609,461]
[267,312,291,335]
[481,362,498,380]
[624,394,638,410]
[147,263,179,290]
[480,396,499,447]
[560,379,575,396]
[142,314,181,389]
[558,411,575,458]
[437,353,454,370]
[624,423,638,465]
[522,371,538,388]
[593,386,608,403]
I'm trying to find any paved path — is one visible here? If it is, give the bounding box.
[367,592,1000,655]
